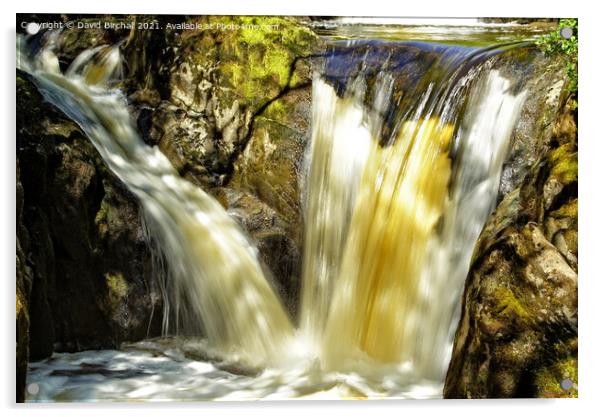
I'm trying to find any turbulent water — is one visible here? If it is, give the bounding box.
[20,24,530,401]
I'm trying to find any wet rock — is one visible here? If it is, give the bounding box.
[321,42,441,143]
[139,16,320,317]
[495,49,567,198]
[223,73,315,318]
[17,16,321,369]
[213,188,301,318]
[16,160,33,402]
[230,85,312,245]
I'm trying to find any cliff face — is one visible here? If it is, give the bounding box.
[444,63,578,397]
[16,15,321,401]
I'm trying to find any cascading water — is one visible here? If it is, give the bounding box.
[300,42,527,380]
[17,34,295,367]
[21,28,532,400]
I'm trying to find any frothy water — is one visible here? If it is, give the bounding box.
[26,339,442,401]
[20,31,527,401]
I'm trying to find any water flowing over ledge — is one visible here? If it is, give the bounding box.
[300,43,527,381]
[17,18,572,401]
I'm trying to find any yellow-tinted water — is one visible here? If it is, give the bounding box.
[322,118,453,367]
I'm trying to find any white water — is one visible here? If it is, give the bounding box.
[20,35,526,401]
[26,338,443,401]
[415,71,527,379]
[300,78,372,349]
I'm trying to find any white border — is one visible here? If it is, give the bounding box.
[3,1,600,416]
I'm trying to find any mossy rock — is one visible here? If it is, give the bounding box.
[207,16,317,106]
[145,16,320,188]
[445,92,578,398]
[549,142,578,185]
[229,84,312,246]
[445,224,577,398]
[535,356,578,398]
[212,187,301,317]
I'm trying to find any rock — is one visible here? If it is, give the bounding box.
[495,49,567,198]
[321,42,440,143]
[136,16,321,317]
[16,160,33,402]
[16,15,321,370]
[137,16,322,188]
[16,72,163,363]
[230,85,312,245]
[222,57,316,317]
[445,92,578,398]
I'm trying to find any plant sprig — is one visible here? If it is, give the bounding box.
[536,18,578,96]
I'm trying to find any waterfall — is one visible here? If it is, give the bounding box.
[18,36,295,367]
[299,78,372,349]
[19,33,528,396]
[301,42,527,380]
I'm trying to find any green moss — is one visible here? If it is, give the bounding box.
[535,357,578,398]
[220,43,293,102]
[192,16,317,107]
[264,47,292,89]
[549,143,578,184]
[493,287,529,321]
[289,71,303,89]
[262,99,288,120]
[95,199,108,223]
[105,272,129,300]
[550,198,578,220]
[94,199,111,239]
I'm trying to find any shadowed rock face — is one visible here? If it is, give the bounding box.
[16,159,32,403]
[125,17,321,323]
[16,71,164,404]
[17,73,163,355]
[126,16,320,189]
[444,92,577,398]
